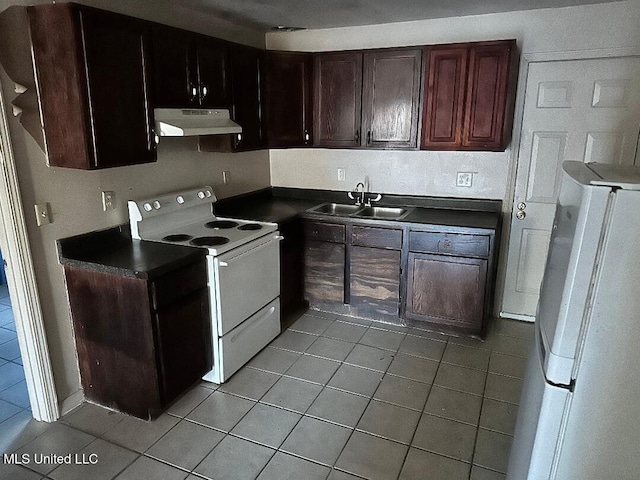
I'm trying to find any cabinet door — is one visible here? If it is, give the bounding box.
[80,8,156,168]
[155,289,209,405]
[421,46,468,149]
[266,52,313,147]
[405,252,487,333]
[151,25,197,107]
[362,49,422,148]
[30,5,157,169]
[231,45,266,151]
[196,36,230,108]
[314,52,363,148]
[304,240,345,306]
[462,41,513,150]
[350,246,401,317]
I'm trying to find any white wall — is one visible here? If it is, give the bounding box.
[267,1,640,201]
[0,0,269,410]
[271,149,510,199]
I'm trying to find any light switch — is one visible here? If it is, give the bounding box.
[34,203,51,226]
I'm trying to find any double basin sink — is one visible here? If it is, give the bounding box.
[307,202,413,220]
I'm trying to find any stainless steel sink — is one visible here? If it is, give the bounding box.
[307,203,363,216]
[354,206,412,220]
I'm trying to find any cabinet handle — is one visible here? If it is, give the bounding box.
[189,83,198,103]
[367,131,371,145]
[219,261,228,267]
[355,130,360,143]
[201,84,208,100]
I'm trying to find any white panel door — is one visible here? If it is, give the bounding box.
[501,57,640,318]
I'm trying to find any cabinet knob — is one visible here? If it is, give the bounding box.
[355,130,360,143]
[367,131,371,145]
[304,130,310,144]
[189,83,198,102]
[151,129,159,148]
[201,84,208,99]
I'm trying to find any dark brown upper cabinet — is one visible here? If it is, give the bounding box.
[230,44,266,151]
[266,52,313,148]
[422,40,515,151]
[313,52,363,148]
[151,25,230,109]
[28,4,157,169]
[362,49,422,149]
[314,49,422,149]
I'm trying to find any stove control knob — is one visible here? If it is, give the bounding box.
[205,191,212,198]
[176,195,185,204]
[153,201,161,210]
[197,191,206,199]
[143,203,153,212]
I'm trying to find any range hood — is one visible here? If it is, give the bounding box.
[154,108,242,136]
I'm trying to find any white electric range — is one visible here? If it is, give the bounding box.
[128,186,282,384]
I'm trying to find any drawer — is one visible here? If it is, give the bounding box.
[351,226,402,250]
[303,221,345,243]
[409,231,490,257]
[151,260,207,310]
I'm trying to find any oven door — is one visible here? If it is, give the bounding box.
[211,233,281,335]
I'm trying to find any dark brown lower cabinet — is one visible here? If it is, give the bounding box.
[405,252,487,333]
[279,218,308,329]
[302,217,497,336]
[64,259,210,419]
[350,246,401,318]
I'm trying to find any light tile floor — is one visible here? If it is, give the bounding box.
[0,311,533,480]
[0,284,30,428]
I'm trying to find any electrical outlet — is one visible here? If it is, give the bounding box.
[101,191,116,211]
[337,168,346,182]
[456,172,473,187]
[34,203,52,226]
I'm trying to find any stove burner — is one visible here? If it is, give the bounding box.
[162,234,193,242]
[238,223,263,231]
[190,236,230,247]
[205,220,239,229]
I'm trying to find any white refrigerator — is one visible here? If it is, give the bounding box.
[507,161,640,480]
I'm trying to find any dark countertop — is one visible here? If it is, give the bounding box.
[214,189,318,224]
[58,226,205,279]
[59,188,501,276]
[215,187,501,232]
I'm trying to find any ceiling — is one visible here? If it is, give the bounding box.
[178,0,624,31]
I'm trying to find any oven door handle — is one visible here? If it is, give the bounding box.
[217,234,283,267]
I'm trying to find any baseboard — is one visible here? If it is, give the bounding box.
[59,389,84,417]
[499,311,535,322]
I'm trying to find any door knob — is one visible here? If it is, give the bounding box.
[516,210,526,220]
[517,202,526,210]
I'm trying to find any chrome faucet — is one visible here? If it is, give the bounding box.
[348,182,365,205]
[348,178,382,207]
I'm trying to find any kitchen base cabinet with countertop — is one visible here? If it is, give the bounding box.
[404,231,493,335]
[214,187,501,337]
[58,228,211,420]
